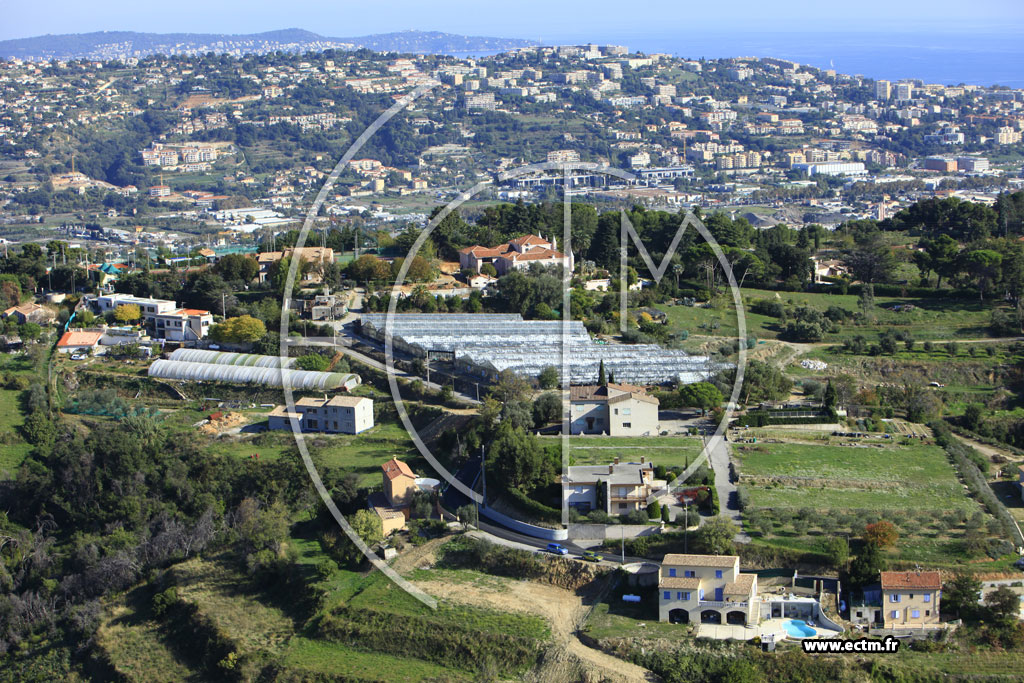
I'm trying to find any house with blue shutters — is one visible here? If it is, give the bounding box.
[658,554,759,627]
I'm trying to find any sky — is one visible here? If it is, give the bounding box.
[1,0,1021,42]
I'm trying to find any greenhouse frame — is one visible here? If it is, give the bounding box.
[148,359,360,391]
[360,313,722,385]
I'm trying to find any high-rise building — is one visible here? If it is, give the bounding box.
[896,82,914,100]
[875,80,891,100]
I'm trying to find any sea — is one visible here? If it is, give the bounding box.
[454,31,1024,88]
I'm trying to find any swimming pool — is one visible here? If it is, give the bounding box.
[783,619,817,638]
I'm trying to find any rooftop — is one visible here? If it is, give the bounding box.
[382,458,415,481]
[880,571,942,591]
[57,330,103,347]
[662,554,739,568]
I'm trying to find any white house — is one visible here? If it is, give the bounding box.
[267,395,374,434]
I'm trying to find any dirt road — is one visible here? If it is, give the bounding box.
[411,576,658,683]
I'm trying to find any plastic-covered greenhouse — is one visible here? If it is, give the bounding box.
[360,313,723,385]
[168,348,296,369]
[148,359,359,390]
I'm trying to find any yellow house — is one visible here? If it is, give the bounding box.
[658,554,759,627]
[382,458,416,507]
[880,571,942,629]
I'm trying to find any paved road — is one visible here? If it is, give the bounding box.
[706,434,750,543]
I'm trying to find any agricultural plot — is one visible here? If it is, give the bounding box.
[556,435,706,468]
[735,438,996,565]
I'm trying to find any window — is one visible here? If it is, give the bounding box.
[683,592,691,601]
[855,611,863,618]
[614,408,618,415]
[891,610,899,619]
[715,570,723,579]
[911,610,920,619]
[925,610,930,616]
[923,594,931,603]
[698,588,704,600]
[676,592,683,600]
[622,408,631,416]
[623,422,632,428]
[684,570,695,578]
[663,591,671,600]
[890,594,901,603]
[668,568,676,577]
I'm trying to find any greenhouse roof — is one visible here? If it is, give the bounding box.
[360,313,721,385]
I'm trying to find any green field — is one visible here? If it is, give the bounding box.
[734,437,1001,565]
[550,435,707,468]
[737,440,976,512]
[656,287,998,343]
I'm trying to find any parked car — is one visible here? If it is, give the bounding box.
[1014,557,1024,570]
[581,550,603,562]
[546,543,568,555]
[70,354,85,361]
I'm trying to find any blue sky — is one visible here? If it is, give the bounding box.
[1,0,1020,41]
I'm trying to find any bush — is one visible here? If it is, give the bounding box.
[646,500,661,520]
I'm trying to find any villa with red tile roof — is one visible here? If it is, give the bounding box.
[880,571,942,629]
[458,234,572,275]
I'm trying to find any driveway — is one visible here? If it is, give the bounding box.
[707,434,750,543]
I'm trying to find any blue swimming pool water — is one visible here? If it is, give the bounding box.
[783,619,817,638]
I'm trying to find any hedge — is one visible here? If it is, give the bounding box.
[504,486,562,525]
[931,421,1024,548]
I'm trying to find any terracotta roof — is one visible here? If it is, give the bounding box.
[660,576,701,589]
[569,385,609,401]
[607,391,659,406]
[880,571,941,591]
[723,573,756,595]
[57,330,103,347]
[382,457,415,481]
[509,234,550,246]
[662,554,739,568]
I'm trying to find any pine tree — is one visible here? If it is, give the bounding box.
[598,359,606,385]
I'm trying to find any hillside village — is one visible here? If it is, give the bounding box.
[2,36,1024,683]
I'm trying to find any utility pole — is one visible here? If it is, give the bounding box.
[684,500,689,553]
[621,523,625,564]
[480,445,486,508]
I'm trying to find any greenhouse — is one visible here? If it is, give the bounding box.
[148,359,360,391]
[168,348,296,369]
[360,313,723,385]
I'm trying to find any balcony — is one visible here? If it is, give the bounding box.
[699,600,747,609]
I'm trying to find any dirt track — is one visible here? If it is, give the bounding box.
[410,576,658,683]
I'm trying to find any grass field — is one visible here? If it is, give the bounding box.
[281,637,469,682]
[735,437,998,565]
[0,354,37,478]
[0,388,31,477]
[95,602,197,682]
[737,440,976,512]
[556,435,707,468]
[656,286,998,343]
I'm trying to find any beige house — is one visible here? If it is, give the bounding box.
[382,457,417,507]
[562,457,666,515]
[658,554,759,627]
[266,395,373,434]
[257,247,334,283]
[570,383,659,436]
[881,571,942,629]
[2,303,54,325]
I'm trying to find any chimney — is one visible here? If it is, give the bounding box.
[608,464,614,474]
[640,456,646,465]
[613,456,620,465]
